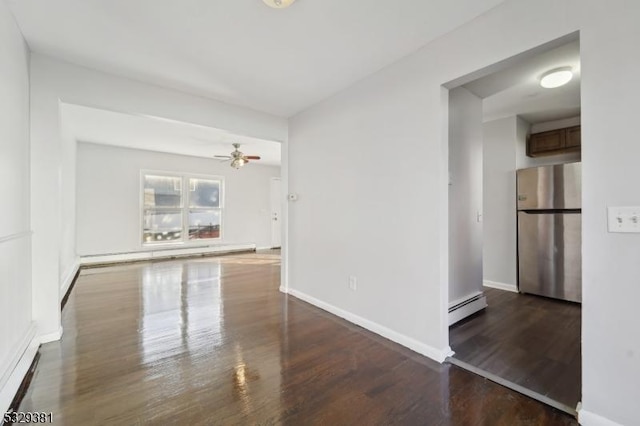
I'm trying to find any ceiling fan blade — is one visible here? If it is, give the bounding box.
[245,156,261,160]
[214,155,232,159]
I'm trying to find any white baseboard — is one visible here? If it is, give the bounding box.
[483,280,518,293]
[80,244,256,266]
[0,323,38,416]
[0,323,73,417]
[578,409,624,426]
[39,327,63,344]
[448,293,487,326]
[287,288,452,363]
[60,258,81,301]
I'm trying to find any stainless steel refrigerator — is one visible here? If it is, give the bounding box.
[517,162,582,303]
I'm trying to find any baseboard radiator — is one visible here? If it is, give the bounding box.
[80,244,257,267]
[448,292,487,326]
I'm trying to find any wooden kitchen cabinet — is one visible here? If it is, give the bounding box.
[527,125,581,157]
[564,125,581,149]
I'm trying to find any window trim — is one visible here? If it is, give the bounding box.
[140,170,225,247]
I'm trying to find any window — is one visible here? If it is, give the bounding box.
[188,178,221,240]
[142,173,223,244]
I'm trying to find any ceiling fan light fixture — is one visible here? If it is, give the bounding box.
[230,158,246,169]
[540,67,573,88]
[262,0,297,9]
[216,143,260,169]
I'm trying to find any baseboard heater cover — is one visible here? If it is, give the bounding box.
[448,293,487,326]
[80,244,256,266]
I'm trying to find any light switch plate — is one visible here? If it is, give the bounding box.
[608,206,640,233]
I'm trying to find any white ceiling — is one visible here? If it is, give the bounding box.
[7,0,506,117]
[463,40,581,124]
[61,103,282,165]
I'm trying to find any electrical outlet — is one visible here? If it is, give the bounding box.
[348,276,357,291]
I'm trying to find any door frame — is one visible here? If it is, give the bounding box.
[270,177,282,249]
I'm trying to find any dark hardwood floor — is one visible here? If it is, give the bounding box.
[450,288,581,410]
[18,253,576,425]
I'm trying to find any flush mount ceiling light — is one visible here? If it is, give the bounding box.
[262,0,297,8]
[540,67,574,88]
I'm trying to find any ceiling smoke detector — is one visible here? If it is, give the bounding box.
[262,0,297,9]
[540,67,574,89]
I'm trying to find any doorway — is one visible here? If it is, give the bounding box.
[446,34,582,415]
[270,177,282,249]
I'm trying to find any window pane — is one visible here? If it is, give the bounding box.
[144,175,182,207]
[188,210,220,240]
[143,209,183,243]
[189,178,220,208]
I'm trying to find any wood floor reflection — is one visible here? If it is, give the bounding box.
[19,252,576,425]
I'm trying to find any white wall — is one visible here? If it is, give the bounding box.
[76,142,280,255]
[579,3,640,424]
[482,117,517,288]
[448,87,483,304]
[59,109,78,289]
[30,54,287,339]
[0,0,34,412]
[288,64,452,362]
[288,1,640,424]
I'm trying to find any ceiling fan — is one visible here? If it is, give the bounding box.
[214,143,261,169]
